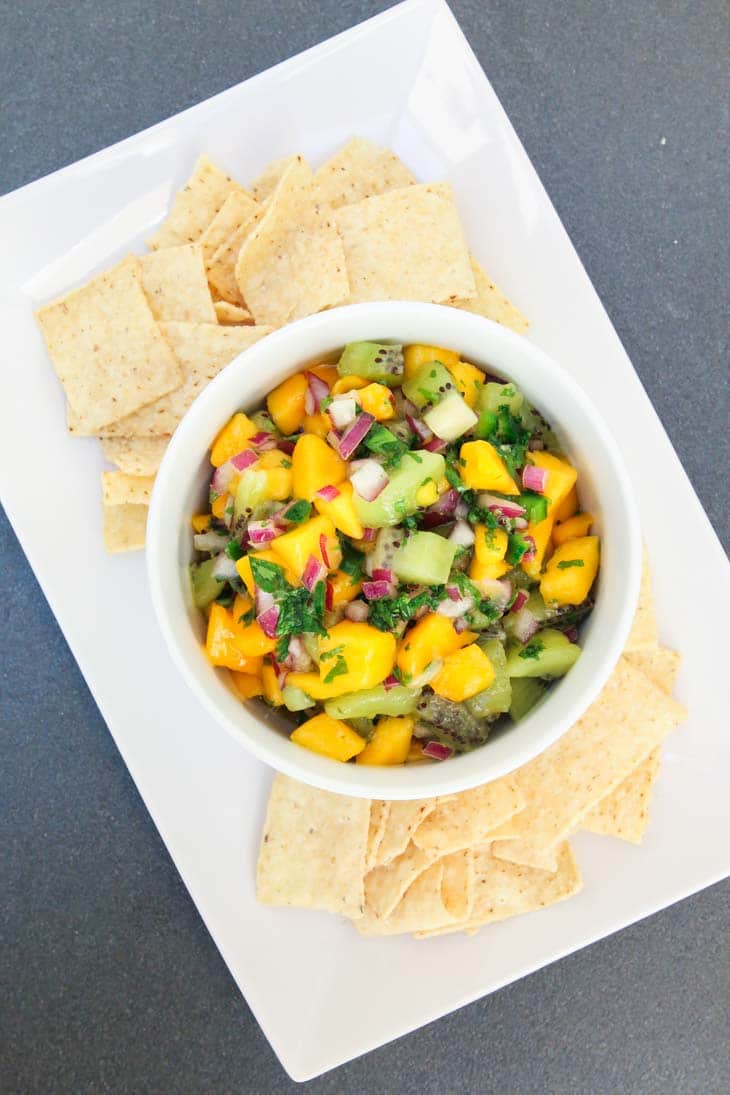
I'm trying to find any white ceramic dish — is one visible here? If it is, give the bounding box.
[1,0,728,1081]
[147,302,640,799]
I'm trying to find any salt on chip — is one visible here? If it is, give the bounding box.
[357,862,456,936]
[313,137,415,209]
[364,843,437,922]
[100,437,169,476]
[412,777,524,856]
[235,156,349,326]
[76,322,272,438]
[102,503,147,553]
[213,301,253,325]
[256,775,369,919]
[451,255,529,334]
[148,154,244,250]
[250,154,306,202]
[582,748,662,844]
[372,799,436,867]
[198,190,260,264]
[139,244,217,323]
[101,471,155,506]
[496,658,687,853]
[624,550,658,652]
[336,182,475,305]
[36,255,181,434]
[366,801,390,871]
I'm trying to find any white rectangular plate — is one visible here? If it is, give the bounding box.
[1,0,728,1081]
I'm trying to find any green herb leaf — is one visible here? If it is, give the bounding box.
[364,424,407,468]
[323,655,348,684]
[339,539,365,581]
[283,499,312,525]
[249,557,289,593]
[225,539,245,561]
[518,639,545,660]
[556,558,585,569]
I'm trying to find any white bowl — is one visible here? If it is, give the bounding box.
[147,302,641,800]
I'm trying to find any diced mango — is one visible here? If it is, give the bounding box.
[553,512,594,546]
[403,344,460,379]
[261,663,284,706]
[315,621,396,697]
[357,383,395,420]
[328,569,362,607]
[233,619,277,657]
[205,604,264,673]
[302,412,331,439]
[291,712,366,762]
[191,513,211,533]
[521,515,555,579]
[271,515,341,578]
[331,375,368,395]
[472,525,510,581]
[230,672,264,699]
[459,441,520,494]
[415,479,440,507]
[554,484,579,522]
[291,434,347,501]
[540,535,600,605]
[313,480,363,539]
[446,360,484,408]
[470,555,510,583]
[430,643,495,702]
[397,613,476,679]
[266,373,309,434]
[210,412,256,467]
[306,363,339,386]
[528,452,578,514]
[356,716,414,765]
[211,494,229,520]
[231,592,253,622]
[236,550,298,596]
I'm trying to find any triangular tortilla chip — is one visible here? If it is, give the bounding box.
[102,503,147,553]
[101,471,155,506]
[100,437,168,476]
[148,155,244,249]
[412,777,524,856]
[314,137,415,209]
[451,255,529,334]
[139,244,216,323]
[372,799,436,867]
[624,549,658,651]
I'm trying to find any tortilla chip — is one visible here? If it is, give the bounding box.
[256,775,369,918]
[582,748,662,844]
[101,471,155,506]
[76,322,271,438]
[102,503,147,552]
[495,658,687,853]
[364,843,437,921]
[336,182,475,305]
[624,646,680,693]
[36,256,181,433]
[148,155,243,249]
[100,437,169,476]
[492,839,560,873]
[624,550,658,651]
[206,201,265,305]
[412,777,524,856]
[198,190,260,264]
[366,801,390,871]
[249,154,306,202]
[234,157,349,326]
[139,244,216,323]
[451,255,529,334]
[372,799,437,867]
[314,137,415,209]
[213,301,253,325]
[416,843,582,937]
[357,862,457,936]
[441,848,475,920]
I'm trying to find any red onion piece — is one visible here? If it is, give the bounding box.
[344,600,370,621]
[362,579,395,600]
[282,636,312,673]
[350,459,388,501]
[230,449,258,472]
[247,519,280,546]
[406,413,433,442]
[210,458,239,495]
[361,527,377,542]
[382,674,400,690]
[277,439,295,456]
[271,658,288,690]
[522,465,548,493]
[304,371,331,416]
[302,554,327,591]
[319,534,332,569]
[338,411,375,459]
[328,396,358,430]
[513,517,529,530]
[248,432,277,451]
[510,589,529,613]
[437,595,474,619]
[423,436,448,453]
[426,488,459,518]
[448,519,475,547]
[565,627,579,643]
[422,741,454,761]
[257,604,280,638]
[316,484,340,503]
[522,534,537,563]
[481,493,526,519]
[446,584,462,601]
[325,582,334,611]
[371,568,395,584]
[512,607,539,643]
[454,499,469,519]
[453,615,472,633]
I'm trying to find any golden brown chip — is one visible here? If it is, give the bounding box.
[336,182,475,305]
[582,749,662,844]
[213,301,253,325]
[101,471,155,506]
[234,156,349,326]
[451,255,529,333]
[148,154,244,249]
[372,799,437,867]
[102,503,147,553]
[139,244,216,323]
[100,437,169,476]
[73,322,271,438]
[624,550,658,651]
[256,775,369,918]
[365,801,390,871]
[412,777,524,856]
[314,137,415,209]
[36,256,181,434]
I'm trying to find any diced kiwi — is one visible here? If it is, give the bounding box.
[324,684,421,720]
[423,390,478,441]
[250,409,279,436]
[233,467,269,522]
[415,693,489,751]
[281,685,316,712]
[467,638,512,718]
[190,557,222,609]
[337,342,404,387]
[478,382,524,416]
[367,527,403,576]
[402,362,454,409]
[348,717,375,739]
[300,633,320,665]
[352,450,445,528]
[505,628,581,678]
[509,677,547,721]
[392,530,457,586]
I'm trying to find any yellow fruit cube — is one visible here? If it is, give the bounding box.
[230,672,264,699]
[459,441,520,494]
[302,412,331,438]
[266,373,308,435]
[313,480,363,539]
[553,512,594,546]
[521,515,555,579]
[403,343,460,379]
[328,569,362,607]
[473,525,508,566]
[446,360,484,408]
[415,478,440,507]
[330,375,368,395]
[528,452,578,514]
[191,513,211,533]
[396,613,476,679]
[306,364,339,386]
[540,535,600,605]
[308,621,396,697]
[553,485,578,522]
[205,604,263,674]
[291,712,366,762]
[210,412,256,467]
[356,716,414,765]
[271,515,341,578]
[357,383,395,420]
[261,663,284,706]
[291,434,347,501]
[430,643,495,702]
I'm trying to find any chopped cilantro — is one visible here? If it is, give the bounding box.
[249,557,288,593]
[368,587,441,632]
[320,644,345,662]
[339,538,365,581]
[401,512,419,532]
[407,451,423,464]
[275,582,327,644]
[214,590,234,607]
[280,458,292,469]
[284,499,311,525]
[557,558,585,569]
[519,639,545,660]
[225,539,245,561]
[363,424,407,467]
[239,607,256,625]
[323,654,348,684]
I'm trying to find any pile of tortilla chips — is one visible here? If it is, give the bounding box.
[257,561,687,937]
[34,138,528,553]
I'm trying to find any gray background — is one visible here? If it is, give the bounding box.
[2,0,728,1091]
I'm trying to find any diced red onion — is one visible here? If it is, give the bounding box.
[512,606,539,643]
[211,454,250,495]
[454,499,469,519]
[248,432,277,451]
[211,553,239,582]
[446,584,462,601]
[247,519,280,546]
[565,627,579,643]
[361,527,377,542]
[510,589,529,613]
[338,412,375,460]
[362,579,396,600]
[422,741,454,761]
[344,600,370,621]
[319,534,332,568]
[282,636,312,672]
[371,568,395,584]
[255,587,275,616]
[271,658,288,690]
[257,604,280,638]
[481,493,526,519]
[277,439,295,455]
[193,531,230,553]
[406,413,433,442]
[448,519,475,547]
[453,615,472,632]
[302,554,327,591]
[473,577,512,610]
[522,534,537,563]
[424,437,448,453]
[427,488,459,517]
[328,396,358,430]
[383,674,400,691]
[522,465,548,493]
[304,371,331,416]
[350,459,388,501]
[230,449,258,472]
[325,582,334,611]
[316,484,340,503]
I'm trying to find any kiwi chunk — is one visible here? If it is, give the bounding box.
[337,342,404,386]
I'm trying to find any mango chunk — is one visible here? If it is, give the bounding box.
[397,613,476,679]
[291,434,347,501]
[540,535,600,605]
[356,716,414,765]
[459,440,519,494]
[210,412,256,467]
[431,643,495,702]
[291,712,366,761]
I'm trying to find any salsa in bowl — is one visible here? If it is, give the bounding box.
[147,303,640,799]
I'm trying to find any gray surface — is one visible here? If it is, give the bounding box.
[1,0,728,1090]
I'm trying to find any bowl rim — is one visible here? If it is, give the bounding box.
[146,301,642,800]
